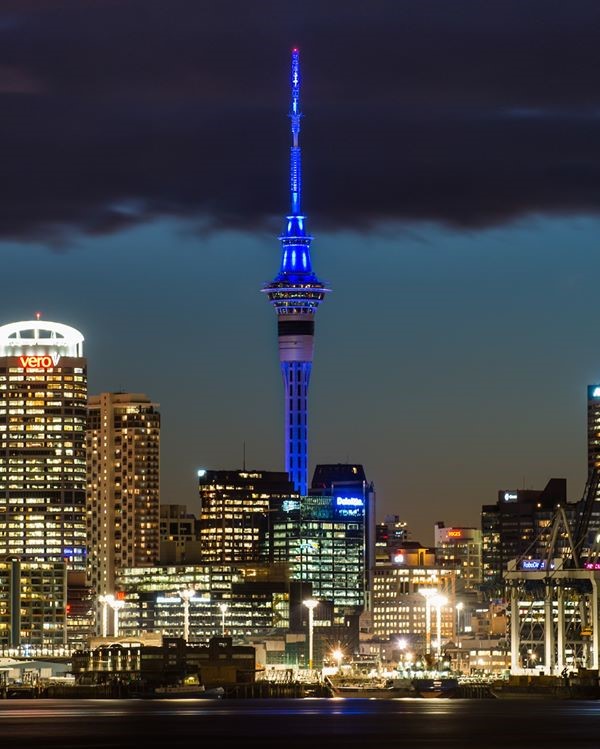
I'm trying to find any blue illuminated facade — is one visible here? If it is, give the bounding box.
[271,494,366,622]
[262,49,329,496]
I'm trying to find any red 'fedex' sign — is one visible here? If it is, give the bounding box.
[19,354,61,369]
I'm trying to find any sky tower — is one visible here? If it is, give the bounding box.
[262,49,330,496]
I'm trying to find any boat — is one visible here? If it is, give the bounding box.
[411,677,459,698]
[152,684,225,699]
[329,676,415,699]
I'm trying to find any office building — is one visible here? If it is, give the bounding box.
[159,503,199,564]
[481,478,571,587]
[262,49,329,495]
[375,515,409,564]
[0,318,87,569]
[197,469,297,563]
[371,555,456,643]
[585,385,600,551]
[115,562,297,643]
[0,559,67,651]
[310,463,376,603]
[434,522,482,591]
[271,493,366,623]
[87,393,160,598]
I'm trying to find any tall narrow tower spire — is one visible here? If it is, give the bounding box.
[262,49,330,496]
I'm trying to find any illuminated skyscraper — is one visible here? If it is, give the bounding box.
[197,469,297,563]
[262,49,329,495]
[87,393,160,597]
[0,318,87,570]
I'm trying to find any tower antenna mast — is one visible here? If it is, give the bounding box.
[262,49,330,495]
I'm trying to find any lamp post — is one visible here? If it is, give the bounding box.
[431,594,448,666]
[455,602,464,640]
[303,598,319,670]
[218,603,228,637]
[455,602,464,671]
[178,589,196,642]
[418,588,438,657]
[98,594,114,637]
[109,598,125,637]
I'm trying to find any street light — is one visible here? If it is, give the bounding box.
[431,594,448,665]
[97,594,115,637]
[178,589,196,642]
[218,603,228,637]
[109,598,125,637]
[396,638,407,670]
[303,598,319,670]
[455,602,464,637]
[331,648,343,669]
[418,588,438,657]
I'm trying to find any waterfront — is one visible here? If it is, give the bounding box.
[1,698,600,748]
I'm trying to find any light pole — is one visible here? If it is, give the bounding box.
[432,594,448,666]
[109,598,125,637]
[98,594,114,637]
[178,589,196,642]
[455,602,464,671]
[303,598,319,670]
[418,588,438,658]
[396,638,407,670]
[455,602,464,640]
[218,603,228,637]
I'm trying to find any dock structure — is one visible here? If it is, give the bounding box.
[505,559,600,674]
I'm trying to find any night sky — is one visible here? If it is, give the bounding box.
[2,1,600,543]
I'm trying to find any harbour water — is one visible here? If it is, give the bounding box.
[1,697,599,748]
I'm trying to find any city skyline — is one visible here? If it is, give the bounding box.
[1,2,600,542]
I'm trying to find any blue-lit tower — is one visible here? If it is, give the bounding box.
[262,49,330,496]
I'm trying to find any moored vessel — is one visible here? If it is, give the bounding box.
[330,677,415,699]
[411,677,459,698]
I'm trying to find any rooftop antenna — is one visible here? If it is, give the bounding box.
[242,441,246,471]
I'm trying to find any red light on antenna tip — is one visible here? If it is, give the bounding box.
[35,311,41,320]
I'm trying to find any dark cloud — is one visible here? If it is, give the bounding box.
[1,0,600,242]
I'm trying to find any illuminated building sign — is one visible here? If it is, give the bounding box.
[592,387,600,398]
[393,554,405,564]
[584,562,600,570]
[19,354,61,369]
[504,492,518,502]
[520,559,549,570]
[336,497,364,507]
[335,496,364,518]
[447,530,463,538]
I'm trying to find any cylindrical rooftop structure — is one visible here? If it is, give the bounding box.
[0,320,84,358]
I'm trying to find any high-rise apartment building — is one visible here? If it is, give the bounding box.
[262,49,329,495]
[197,469,297,563]
[87,393,160,597]
[0,318,87,569]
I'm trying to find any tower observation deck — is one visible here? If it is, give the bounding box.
[262,49,330,496]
